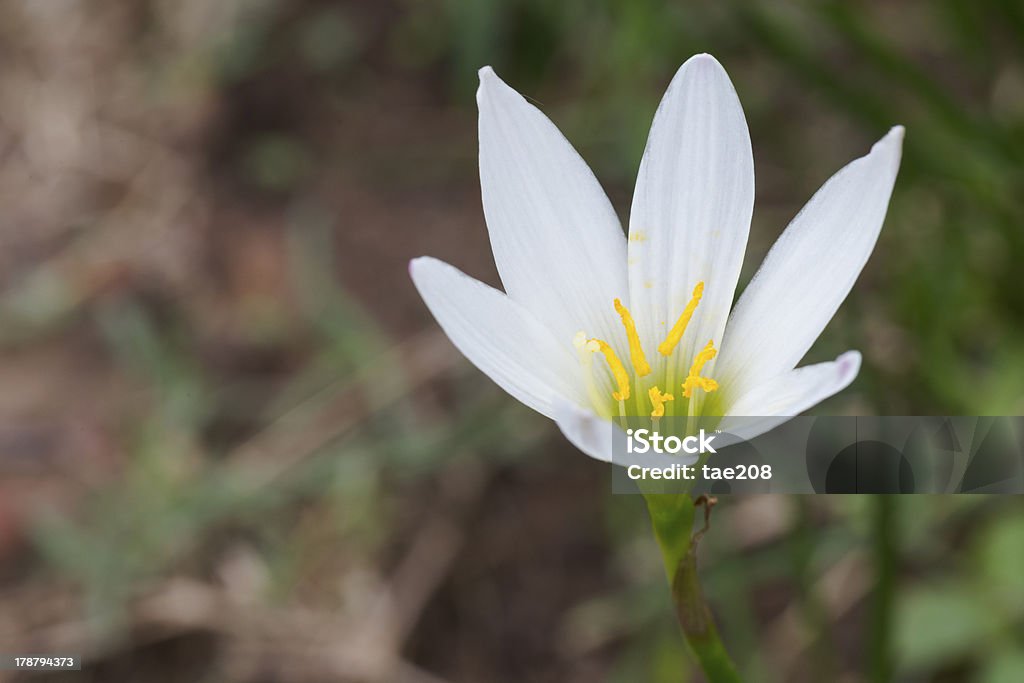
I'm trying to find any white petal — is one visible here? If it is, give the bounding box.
[717,127,904,397]
[718,351,861,441]
[410,257,585,419]
[477,67,628,356]
[627,54,754,378]
[553,399,619,462]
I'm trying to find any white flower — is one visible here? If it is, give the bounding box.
[410,54,903,462]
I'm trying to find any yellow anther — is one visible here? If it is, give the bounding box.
[682,340,719,398]
[591,338,631,402]
[658,282,704,356]
[648,385,674,418]
[686,377,719,396]
[613,298,651,377]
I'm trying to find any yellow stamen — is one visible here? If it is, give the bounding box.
[613,298,651,377]
[682,340,719,398]
[591,338,631,401]
[658,282,704,356]
[648,385,674,418]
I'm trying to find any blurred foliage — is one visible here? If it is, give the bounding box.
[1,0,1023,682]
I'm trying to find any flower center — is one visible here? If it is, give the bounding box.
[574,282,719,419]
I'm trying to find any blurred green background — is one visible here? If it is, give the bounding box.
[0,0,1022,681]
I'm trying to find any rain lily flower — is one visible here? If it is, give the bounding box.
[411,54,903,462]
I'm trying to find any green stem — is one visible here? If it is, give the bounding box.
[644,492,742,683]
